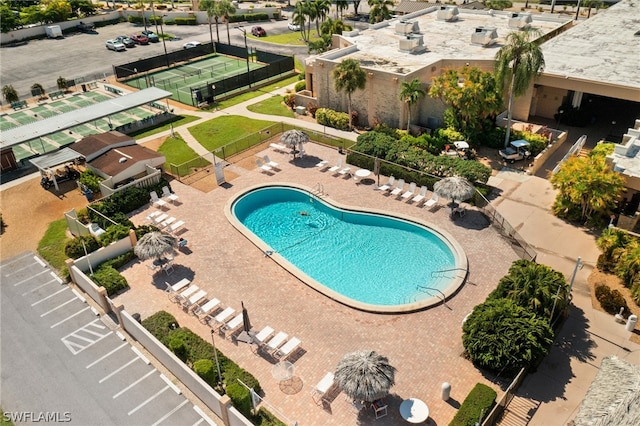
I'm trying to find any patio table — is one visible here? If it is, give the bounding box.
[400,398,429,423]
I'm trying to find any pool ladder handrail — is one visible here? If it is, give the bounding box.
[416,285,450,309]
[312,182,324,196]
[431,267,467,279]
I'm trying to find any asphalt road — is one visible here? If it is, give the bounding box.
[0,252,214,426]
[0,19,309,99]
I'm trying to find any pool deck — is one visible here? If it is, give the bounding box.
[116,141,520,425]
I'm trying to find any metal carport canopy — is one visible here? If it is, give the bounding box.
[0,87,172,149]
[29,148,83,171]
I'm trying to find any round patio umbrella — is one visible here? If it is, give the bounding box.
[433,176,476,203]
[280,129,309,158]
[134,231,177,261]
[334,350,396,402]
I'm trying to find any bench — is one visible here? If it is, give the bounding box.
[11,100,27,110]
[104,85,124,95]
[49,91,64,99]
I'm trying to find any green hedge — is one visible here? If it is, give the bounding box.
[91,265,129,296]
[228,13,270,23]
[449,383,497,426]
[174,17,197,25]
[316,108,350,131]
[595,284,629,316]
[65,235,100,259]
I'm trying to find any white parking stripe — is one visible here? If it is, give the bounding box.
[12,269,48,286]
[159,374,181,395]
[40,298,76,317]
[22,278,56,295]
[192,419,204,426]
[71,289,86,303]
[128,386,170,416]
[50,307,91,328]
[0,252,32,270]
[31,287,69,306]
[34,256,46,267]
[193,406,217,425]
[150,399,189,426]
[98,357,139,383]
[131,347,150,365]
[112,369,156,399]
[4,264,32,276]
[86,342,128,369]
[49,272,63,283]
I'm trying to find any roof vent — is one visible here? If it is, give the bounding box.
[399,34,426,54]
[119,157,127,163]
[395,20,420,35]
[437,6,459,22]
[471,26,498,47]
[508,12,532,30]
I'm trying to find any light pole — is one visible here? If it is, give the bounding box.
[567,256,584,298]
[210,330,223,388]
[234,26,251,88]
[159,15,169,69]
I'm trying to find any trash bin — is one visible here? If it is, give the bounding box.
[626,314,638,332]
[81,84,87,92]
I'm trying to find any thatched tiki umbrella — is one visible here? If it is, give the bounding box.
[134,232,177,262]
[433,176,476,204]
[335,350,396,402]
[280,129,310,158]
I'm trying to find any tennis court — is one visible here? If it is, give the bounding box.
[124,54,264,104]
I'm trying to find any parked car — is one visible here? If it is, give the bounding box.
[288,21,300,31]
[141,30,160,42]
[130,34,149,45]
[105,39,126,52]
[115,35,135,48]
[499,139,531,163]
[251,26,266,37]
[183,41,202,49]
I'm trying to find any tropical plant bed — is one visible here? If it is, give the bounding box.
[588,268,640,344]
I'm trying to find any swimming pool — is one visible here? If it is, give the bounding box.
[226,184,467,313]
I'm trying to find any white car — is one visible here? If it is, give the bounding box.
[105,39,126,52]
[288,21,301,31]
[183,41,202,49]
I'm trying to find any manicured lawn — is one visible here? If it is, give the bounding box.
[212,74,301,110]
[247,96,295,118]
[37,219,72,277]
[248,31,321,46]
[129,115,200,140]
[158,135,205,165]
[188,116,276,151]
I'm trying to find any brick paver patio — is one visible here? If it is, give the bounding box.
[115,142,520,426]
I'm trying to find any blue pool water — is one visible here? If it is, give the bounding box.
[231,186,460,308]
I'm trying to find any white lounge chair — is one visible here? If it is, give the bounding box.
[88,223,106,237]
[168,220,185,234]
[315,160,329,169]
[256,158,273,173]
[174,285,199,305]
[221,313,244,337]
[146,210,162,222]
[338,165,351,177]
[424,193,439,209]
[210,307,236,329]
[376,176,395,191]
[263,155,279,169]
[401,182,417,200]
[153,213,169,225]
[252,325,274,346]
[159,216,176,228]
[182,289,207,312]
[150,191,168,209]
[264,331,288,353]
[412,186,428,205]
[389,179,405,197]
[275,337,301,360]
[162,186,179,204]
[194,298,221,323]
[312,372,336,405]
[165,278,190,301]
[328,159,342,173]
[269,143,288,153]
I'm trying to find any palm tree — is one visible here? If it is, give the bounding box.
[495,30,545,148]
[615,240,640,287]
[332,58,367,130]
[399,78,425,131]
[2,84,19,104]
[199,0,218,50]
[292,1,310,42]
[335,0,349,19]
[368,0,394,24]
[216,0,235,45]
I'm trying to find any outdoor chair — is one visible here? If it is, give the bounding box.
[401,182,417,200]
[162,186,179,204]
[274,337,301,360]
[264,331,288,354]
[412,186,428,205]
[376,176,395,191]
[193,298,221,323]
[372,399,388,419]
[389,179,405,197]
[328,159,342,173]
[182,289,207,312]
[150,191,168,209]
[252,325,274,347]
[165,278,190,301]
[423,193,439,210]
[174,285,199,305]
[269,143,288,153]
[168,220,185,234]
[153,213,169,224]
[221,313,244,338]
[256,158,273,173]
[338,164,351,177]
[315,160,329,170]
[263,155,279,169]
[312,372,336,405]
[145,210,162,222]
[210,306,236,330]
[159,216,176,229]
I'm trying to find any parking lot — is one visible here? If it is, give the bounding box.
[0,251,216,426]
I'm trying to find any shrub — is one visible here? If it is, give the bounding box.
[224,364,262,394]
[91,265,128,296]
[142,311,179,342]
[99,224,131,246]
[294,81,305,92]
[168,336,188,362]
[193,359,217,385]
[101,250,136,270]
[307,102,318,118]
[225,382,252,418]
[316,108,350,131]
[134,224,159,240]
[283,93,295,109]
[65,235,100,259]
[128,15,143,24]
[449,383,497,426]
[174,17,197,25]
[79,170,103,194]
[462,298,554,374]
[595,284,629,316]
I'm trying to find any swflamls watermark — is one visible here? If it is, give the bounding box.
[2,411,72,423]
